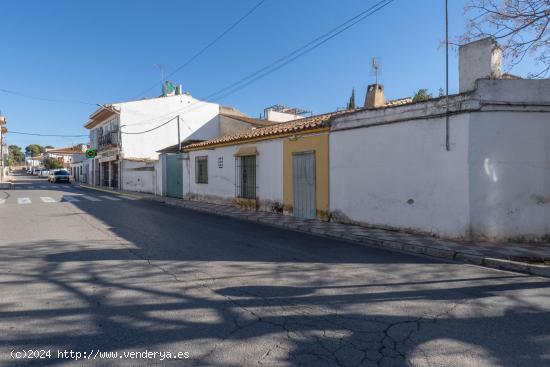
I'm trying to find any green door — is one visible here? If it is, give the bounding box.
[165,153,183,198]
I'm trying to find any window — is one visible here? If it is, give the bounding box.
[195,156,208,184]
[218,156,223,169]
[235,155,256,199]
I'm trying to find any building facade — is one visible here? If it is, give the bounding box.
[84,91,220,190]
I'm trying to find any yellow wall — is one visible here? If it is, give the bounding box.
[283,131,330,220]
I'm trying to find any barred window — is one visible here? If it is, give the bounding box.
[235,155,256,199]
[195,156,208,184]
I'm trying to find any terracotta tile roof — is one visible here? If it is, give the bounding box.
[184,111,347,150]
[183,97,414,151]
[45,147,83,155]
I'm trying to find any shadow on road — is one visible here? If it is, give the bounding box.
[1,183,550,366]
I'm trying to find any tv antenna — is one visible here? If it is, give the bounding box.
[371,57,380,85]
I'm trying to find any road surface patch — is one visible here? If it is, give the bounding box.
[17,197,31,204]
[99,195,121,201]
[81,195,101,202]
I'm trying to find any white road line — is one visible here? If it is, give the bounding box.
[81,195,101,202]
[99,195,121,201]
[63,196,80,202]
[0,199,5,205]
[40,197,56,203]
[17,197,31,204]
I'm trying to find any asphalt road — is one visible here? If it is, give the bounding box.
[1,173,549,367]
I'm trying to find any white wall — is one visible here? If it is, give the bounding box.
[186,140,283,207]
[330,79,550,241]
[118,94,220,160]
[330,114,471,238]
[468,111,550,241]
[121,160,158,194]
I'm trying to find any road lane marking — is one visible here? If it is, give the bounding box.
[0,199,5,204]
[81,195,101,202]
[63,196,80,202]
[40,197,56,203]
[17,197,31,204]
[99,195,121,201]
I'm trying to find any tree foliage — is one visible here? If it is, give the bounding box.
[462,0,550,77]
[412,89,433,103]
[8,145,25,163]
[25,144,44,156]
[44,158,64,170]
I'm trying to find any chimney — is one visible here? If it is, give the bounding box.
[459,37,502,92]
[364,84,385,108]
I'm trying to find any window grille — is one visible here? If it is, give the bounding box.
[218,156,223,169]
[195,156,208,184]
[235,155,257,199]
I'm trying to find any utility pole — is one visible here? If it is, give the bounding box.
[445,0,450,151]
[177,115,181,153]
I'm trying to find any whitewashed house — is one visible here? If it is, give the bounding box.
[329,38,550,242]
[180,38,550,243]
[84,86,274,194]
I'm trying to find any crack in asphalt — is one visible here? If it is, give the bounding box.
[73,205,469,367]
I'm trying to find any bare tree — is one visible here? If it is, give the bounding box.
[462,0,550,77]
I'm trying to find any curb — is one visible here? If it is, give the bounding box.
[97,191,550,278]
[78,184,144,200]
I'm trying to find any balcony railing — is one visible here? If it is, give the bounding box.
[98,132,119,150]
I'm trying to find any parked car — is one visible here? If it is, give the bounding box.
[48,169,70,183]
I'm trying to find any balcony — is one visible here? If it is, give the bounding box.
[97,132,119,150]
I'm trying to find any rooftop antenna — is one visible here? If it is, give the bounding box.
[370,57,380,85]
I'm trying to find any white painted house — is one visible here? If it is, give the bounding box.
[179,38,550,243]
[329,38,550,242]
[85,88,276,195]
[85,90,219,192]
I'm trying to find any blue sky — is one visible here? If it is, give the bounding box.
[0,0,539,149]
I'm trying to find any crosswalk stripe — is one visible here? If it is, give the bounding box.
[40,197,56,203]
[99,195,121,201]
[81,195,101,202]
[63,196,80,202]
[18,197,31,204]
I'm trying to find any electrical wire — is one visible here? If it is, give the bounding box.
[133,0,268,99]
[5,0,394,137]
[119,0,395,133]
[120,115,179,135]
[205,0,394,102]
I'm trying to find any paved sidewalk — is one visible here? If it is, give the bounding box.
[79,184,550,278]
